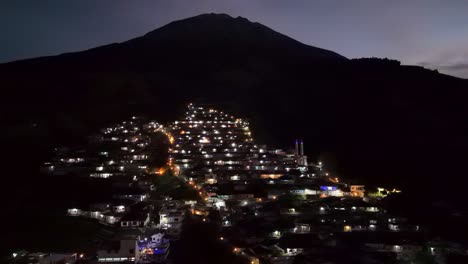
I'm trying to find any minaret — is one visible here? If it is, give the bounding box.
[300,140,304,156]
[297,139,307,166]
[295,139,299,156]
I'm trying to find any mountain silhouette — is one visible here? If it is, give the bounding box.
[1,13,468,209]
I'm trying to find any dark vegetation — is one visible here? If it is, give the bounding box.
[173,220,248,264]
[1,176,111,258]
[147,132,171,170]
[150,171,200,201]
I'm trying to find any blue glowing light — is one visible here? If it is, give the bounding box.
[320,186,336,191]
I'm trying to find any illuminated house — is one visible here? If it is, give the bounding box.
[120,211,151,229]
[350,185,365,197]
[204,172,218,184]
[388,217,420,232]
[67,208,83,216]
[138,233,170,264]
[293,223,311,234]
[111,202,131,213]
[319,185,343,197]
[102,213,122,225]
[67,199,137,223]
[208,196,226,209]
[277,233,323,256]
[97,239,139,263]
[159,201,185,235]
[113,188,148,202]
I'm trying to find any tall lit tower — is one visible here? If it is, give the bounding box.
[296,139,307,166]
[295,139,299,156]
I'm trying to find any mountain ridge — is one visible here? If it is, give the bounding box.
[0,13,346,71]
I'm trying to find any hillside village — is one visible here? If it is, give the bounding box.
[10,104,468,264]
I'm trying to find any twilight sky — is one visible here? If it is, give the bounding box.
[1,0,468,78]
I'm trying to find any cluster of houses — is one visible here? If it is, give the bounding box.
[220,194,429,263]
[169,104,366,198]
[41,117,165,178]
[38,117,182,263]
[86,197,191,264]
[15,105,466,264]
[95,231,171,264]
[170,104,322,179]
[55,117,163,230]
[168,104,468,264]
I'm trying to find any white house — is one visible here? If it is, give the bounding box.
[120,212,150,228]
[102,214,121,225]
[97,239,139,263]
[294,223,311,234]
[67,208,83,216]
[159,201,185,235]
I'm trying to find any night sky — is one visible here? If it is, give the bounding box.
[1,0,467,78]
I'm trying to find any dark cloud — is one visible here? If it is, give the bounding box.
[417,61,468,78]
[439,63,468,71]
[437,63,468,78]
